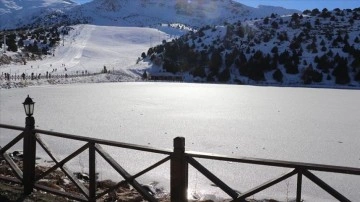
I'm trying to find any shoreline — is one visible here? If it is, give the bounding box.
[1,75,359,90]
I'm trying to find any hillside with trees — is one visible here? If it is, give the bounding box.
[0,27,71,65]
[145,7,360,87]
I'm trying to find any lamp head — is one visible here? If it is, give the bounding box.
[23,95,35,117]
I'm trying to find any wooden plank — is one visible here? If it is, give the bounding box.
[132,156,171,179]
[35,183,88,202]
[60,164,90,199]
[33,128,172,155]
[36,142,89,181]
[0,124,25,131]
[0,175,22,184]
[35,137,90,198]
[0,132,25,154]
[2,152,23,181]
[303,170,351,202]
[95,144,157,202]
[234,169,298,201]
[186,151,360,176]
[35,134,58,164]
[187,156,239,199]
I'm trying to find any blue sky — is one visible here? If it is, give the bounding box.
[237,0,359,10]
[72,0,359,11]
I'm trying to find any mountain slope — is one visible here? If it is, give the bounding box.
[0,0,77,29]
[0,0,75,15]
[74,0,300,27]
[0,0,299,29]
[0,24,172,89]
[146,8,360,87]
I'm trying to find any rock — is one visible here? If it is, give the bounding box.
[118,180,130,189]
[12,151,24,159]
[0,165,12,175]
[73,172,99,181]
[142,184,155,195]
[73,172,89,181]
[97,179,117,189]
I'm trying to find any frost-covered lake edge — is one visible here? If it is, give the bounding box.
[1,74,360,90]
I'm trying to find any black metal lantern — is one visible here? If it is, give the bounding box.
[23,95,35,117]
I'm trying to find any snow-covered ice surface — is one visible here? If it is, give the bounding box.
[1,82,359,201]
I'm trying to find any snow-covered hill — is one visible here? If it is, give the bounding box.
[146,8,360,87]
[3,1,359,89]
[0,24,174,88]
[0,0,77,29]
[73,0,299,28]
[0,0,299,29]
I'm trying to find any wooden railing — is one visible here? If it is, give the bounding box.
[1,123,360,202]
[0,72,101,81]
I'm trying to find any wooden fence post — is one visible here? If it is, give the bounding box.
[89,142,96,202]
[296,169,303,202]
[171,137,188,202]
[23,116,36,195]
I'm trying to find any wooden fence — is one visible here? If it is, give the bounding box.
[0,72,101,81]
[1,123,359,202]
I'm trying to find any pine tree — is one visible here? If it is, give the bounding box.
[271,21,279,29]
[354,37,360,43]
[271,46,278,54]
[332,58,350,84]
[285,61,299,74]
[263,17,269,24]
[209,50,222,74]
[6,34,18,52]
[192,65,206,78]
[273,69,283,82]
[218,68,230,82]
[18,39,24,47]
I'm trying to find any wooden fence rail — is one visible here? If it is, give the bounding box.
[0,72,102,81]
[1,123,360,202]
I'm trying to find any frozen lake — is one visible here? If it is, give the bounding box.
[1,82,359,201]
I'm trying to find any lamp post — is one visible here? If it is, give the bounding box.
[22,95,36,195]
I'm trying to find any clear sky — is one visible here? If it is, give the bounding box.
[72,0,360,11]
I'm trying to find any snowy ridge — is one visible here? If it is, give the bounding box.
[0,0,299,29]
[0,0,77,29]
[0,0,75,15]
[73,0,300,28]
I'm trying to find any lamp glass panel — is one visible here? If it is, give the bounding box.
[29,103,34,115]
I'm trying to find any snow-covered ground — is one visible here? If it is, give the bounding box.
[1,83,360,201]
[0,24,178,88]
